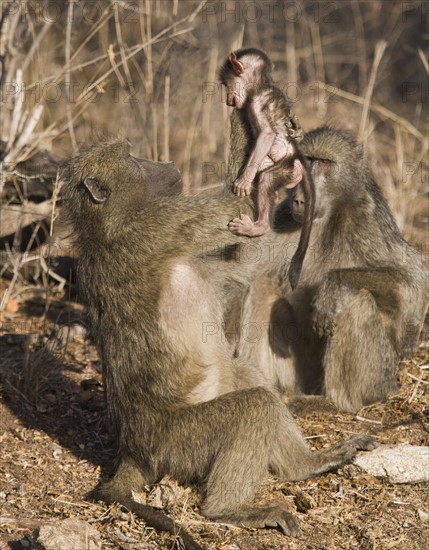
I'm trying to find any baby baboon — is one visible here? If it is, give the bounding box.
[231,124,429,413]
[219,48,314,288]
[64,139,376,549]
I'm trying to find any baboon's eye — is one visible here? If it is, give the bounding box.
[82,176,111,204]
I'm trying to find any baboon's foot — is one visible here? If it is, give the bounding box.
[218,505,301,537]
[228,215,270,237]
[307,435,378,478]
[326,435,378,462]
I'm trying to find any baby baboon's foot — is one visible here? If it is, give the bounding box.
[233,175,252,197]
[228,215,270,237]
[222,505,300,537]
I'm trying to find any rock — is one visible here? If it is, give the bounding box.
[417,509,429,524]
[294,490,315,513]
[34,518,102,550]
[354,444,429,484]
[57,323,88,343]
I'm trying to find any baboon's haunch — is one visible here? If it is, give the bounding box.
[64,140,376,548]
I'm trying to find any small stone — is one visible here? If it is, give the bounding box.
[417,509,429,524]
[294,490,315,513]
[34,518,102,550]
[354,444,429,484]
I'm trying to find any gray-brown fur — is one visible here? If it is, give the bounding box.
[63,139,376,547]
[229,123,429,413]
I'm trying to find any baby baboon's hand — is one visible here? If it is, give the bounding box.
[233,175,252,197]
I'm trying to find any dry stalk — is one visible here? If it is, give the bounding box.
[49,170,61,238]
[285,16,297,85]
[50,7,114,88]
[355,415,382,425]
[358,40,388,142]
[418,48,429,75]
[406,372,429,385]
[107,44,126,88]
[0,244,21,312]
[351,0,368,92]
[201,47,219,160]
[163,73,170,161]
[5,68,23,153]
[144,0,158,160]
[65,0,77,151]
[315,80,425,142]
[114,2,134,87]
[21,19,53,73]
[182,100,201,194]
[310,22,326,118]
[76,4,204,103]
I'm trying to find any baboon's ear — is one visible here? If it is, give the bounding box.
[82,176,111,203]
[228,52,244,75]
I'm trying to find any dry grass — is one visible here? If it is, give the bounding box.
[0,284,428,549]
[0,2,426,273]
[0,1,426,197]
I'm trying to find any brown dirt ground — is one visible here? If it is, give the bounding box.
[0,279,428,550]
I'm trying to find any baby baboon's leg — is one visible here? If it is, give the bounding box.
[228,171,273,237]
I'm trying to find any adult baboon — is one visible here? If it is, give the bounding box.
[229,118,429,413]
[64,139,375,549]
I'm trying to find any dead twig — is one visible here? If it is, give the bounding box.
[359,40,388,141]
[315,80,425,142]
[406,372,429,385]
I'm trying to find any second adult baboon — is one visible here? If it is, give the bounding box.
[64,140,376,549]
[231,124,429,413]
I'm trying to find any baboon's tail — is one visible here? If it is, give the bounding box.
[120,496,203,550]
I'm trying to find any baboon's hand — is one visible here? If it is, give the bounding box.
[233,175,252,197]
[311,296,337,337]
[311,278,348,337]
[264,508,301,537]
[239,505,301,537]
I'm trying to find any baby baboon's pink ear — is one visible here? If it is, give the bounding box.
[228,52,244,75]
